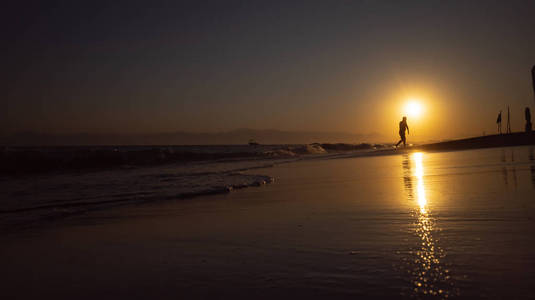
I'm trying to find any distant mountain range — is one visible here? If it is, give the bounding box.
[0,129,386,146]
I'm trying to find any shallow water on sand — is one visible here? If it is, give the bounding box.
[1,146,535,299]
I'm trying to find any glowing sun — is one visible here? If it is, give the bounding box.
[404,100,424,118]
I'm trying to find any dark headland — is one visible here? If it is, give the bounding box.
[415,131,535,152]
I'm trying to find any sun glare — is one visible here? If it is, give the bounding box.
[404,100,423,118]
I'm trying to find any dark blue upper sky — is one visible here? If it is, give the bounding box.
[2,0,535,140]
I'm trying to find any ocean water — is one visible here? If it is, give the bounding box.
[0,144,328,175]
[1,146,534,299]
[0,144,348,228]
[0,157,286,228]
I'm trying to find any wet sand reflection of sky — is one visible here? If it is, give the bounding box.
[401,153,457,299]
[500,147,535,189]
[529,148,535,188]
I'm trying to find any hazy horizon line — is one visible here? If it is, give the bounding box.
[0,128,491,146]
[1,128,380,135]
[0,128,390,146]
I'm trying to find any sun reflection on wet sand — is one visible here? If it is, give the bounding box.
[401,152,457,299]
[414,153,427,213]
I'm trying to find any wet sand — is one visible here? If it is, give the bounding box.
[2,146,535,299]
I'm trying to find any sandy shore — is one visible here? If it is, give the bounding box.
[2,147,535,299]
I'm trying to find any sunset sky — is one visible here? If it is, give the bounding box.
[3,0,535,142]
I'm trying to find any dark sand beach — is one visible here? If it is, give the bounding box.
[2,146,535,299]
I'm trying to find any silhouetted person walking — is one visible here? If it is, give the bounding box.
[395,116,409,148]
[496,111,502,134]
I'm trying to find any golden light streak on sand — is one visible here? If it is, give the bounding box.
[413,152,427,213]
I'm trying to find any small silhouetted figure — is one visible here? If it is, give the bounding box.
[395,116,410,147]
[526,107,532,132]
[496,110,502,134]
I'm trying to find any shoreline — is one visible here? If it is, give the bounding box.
[369,132,535,157]
[2,146,534,299]
[2,135,533,229]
